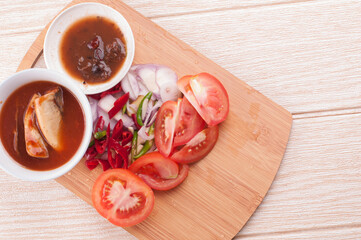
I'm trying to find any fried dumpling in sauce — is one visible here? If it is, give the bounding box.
[24,94,49,158]
[34,87,64,151]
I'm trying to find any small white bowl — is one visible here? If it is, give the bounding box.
[44,2,135,95]
[0,68,92,181]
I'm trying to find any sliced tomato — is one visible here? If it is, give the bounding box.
[173,97,205,147]
[92,169,154,227]
[129,152,189,191]
[177,73,229,126]
[154,100,179,157]
[171,125,219,164]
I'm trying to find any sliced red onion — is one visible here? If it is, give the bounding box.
[138,126,154,141]
[147,112,158,127]
[88,96,98,122]
[98,94,128,121]
[98,94,116,111]
[120,114,134,128]
[136,65,158,93]
[160,81,182,102]
[142,100,161,127]
[122,64,180,102]
[126,102,137,116]
[146,100,154,116]
[148,143,156,153]
[141,98,149,120]
[98,109,117,129]
[121,71,148,100]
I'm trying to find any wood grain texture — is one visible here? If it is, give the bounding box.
[0,0,310,35]
[3,0,361,117]
[236,113,361,237]
[18,1,292,239]
[15,0,292,239]
[1,0,361,239]
[152,0,361,114]
[1,114,361,239]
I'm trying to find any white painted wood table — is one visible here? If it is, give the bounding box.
[1,0,361,239]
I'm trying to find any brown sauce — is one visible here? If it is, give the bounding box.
[0,81,85,171]
[60,16,127,84]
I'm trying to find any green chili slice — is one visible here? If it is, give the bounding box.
[134,140,153,159]
[94,130,107,140]
[136,92,152,127]
[130,131,138,164]
[148,123,155,135]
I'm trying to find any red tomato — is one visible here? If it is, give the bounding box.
[154,101,179,157]
[171,125,219,164]
[177,73,229,126]
[92,169,154,227]
[173,97,205,147]
[129,152,189,191]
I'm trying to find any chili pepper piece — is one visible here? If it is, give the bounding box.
[121,131,133,146]
[112,119,123,141]
[85,159,99,170]
[134,140,153,159]
[94,130,107,140]
[84,145,97,161]
[130,131,138,164]
[131,114,142,129]
[136,92,152,127]
[95,124,110,154]
[94,116,105,132]
[108,92,129,119]
[97,159,111,171]
[100,82,122,98]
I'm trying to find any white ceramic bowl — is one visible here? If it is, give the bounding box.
[0,68,92,181]
[44,2,135,95]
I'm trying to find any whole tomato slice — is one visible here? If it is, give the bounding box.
[173,98,205,147]
[154,101,179,157]
[171,125,219,164]
[92,169,154,227]
[177,73,229,126]
[129,152,189,191]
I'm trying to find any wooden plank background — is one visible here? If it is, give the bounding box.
[1,0,361,239]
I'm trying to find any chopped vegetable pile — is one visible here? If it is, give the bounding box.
[87,64,230,228]
[84,64,181,170]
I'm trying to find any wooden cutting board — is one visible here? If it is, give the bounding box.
[17,0,292,239]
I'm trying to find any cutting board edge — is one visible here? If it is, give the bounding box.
[15,0,293,239]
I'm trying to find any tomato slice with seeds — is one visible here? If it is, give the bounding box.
[177,73,229,126]
[154,101,179,157]
[173,97,205,147]
[171,125,219,164]
[129,152,189,191]
[92,169,154,227]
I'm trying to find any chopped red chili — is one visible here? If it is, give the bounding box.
[94,116,105,132]
[131,113,142,129]
[112,119,123,141]
[121,131,133,146]
[97,159,111,171]
[84,146,97,161]
[85,159,99,170]
[88,82,122,100]
[95,124,110,154]
[108,92,129,119]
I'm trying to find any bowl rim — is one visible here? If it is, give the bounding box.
[43,2,135,95]
[0,68,93,181]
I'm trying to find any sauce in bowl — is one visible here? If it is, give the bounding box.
[60,16,127,85]
[0,81,85,171]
